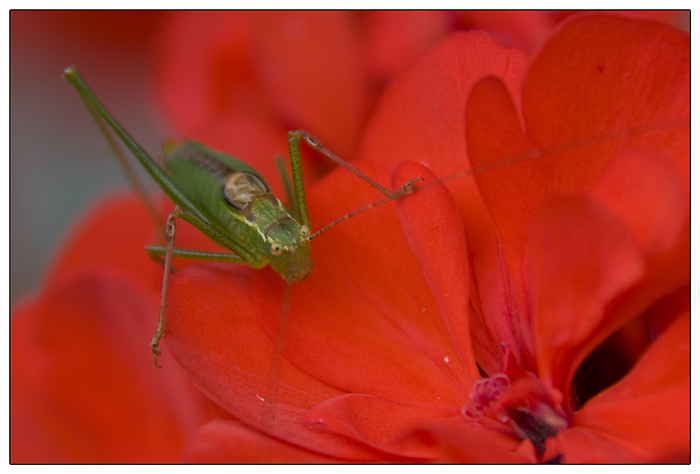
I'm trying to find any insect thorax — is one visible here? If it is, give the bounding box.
[222,172,270,211]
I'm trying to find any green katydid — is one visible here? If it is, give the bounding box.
[63,65,686,450]
[62,66,421,369]
[63,64,687,369]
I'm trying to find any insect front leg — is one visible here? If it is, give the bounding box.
[151,206,183,369]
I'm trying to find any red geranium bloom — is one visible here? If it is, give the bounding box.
[159,14,688,462]
[11,13,688,463]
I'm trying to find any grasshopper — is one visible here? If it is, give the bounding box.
[62,66,420,368]
[63,65,687,455]
[62,66,687,376]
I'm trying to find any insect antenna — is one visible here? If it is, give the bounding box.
[307,195,395,241]
[421,115,690,193]
[308,115,688,242]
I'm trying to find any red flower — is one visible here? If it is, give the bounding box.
[10,195,213,463]
[159,14,688,462]
[11,13,688,463]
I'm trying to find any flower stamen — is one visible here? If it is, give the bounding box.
[462,371,569,461]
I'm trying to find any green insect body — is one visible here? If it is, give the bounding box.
[162,141,313,282]
[62,66,414,368]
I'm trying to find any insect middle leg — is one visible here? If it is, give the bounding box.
[147,207,251,368]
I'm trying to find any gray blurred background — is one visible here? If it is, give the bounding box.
[11,12,169,302]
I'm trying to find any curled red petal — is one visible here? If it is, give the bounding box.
[528,195,646,401]
[392,161,479,382]
[557,311,689,463]
[465,74,533,275]
[464,76,539,370]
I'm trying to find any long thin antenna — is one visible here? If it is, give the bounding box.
[309,116,688,240]
[427,116,689,191]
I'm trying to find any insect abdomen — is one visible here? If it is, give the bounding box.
[164,141,271,255]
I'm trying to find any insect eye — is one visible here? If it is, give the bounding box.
[270,241,283,256]
[299,225,310,237]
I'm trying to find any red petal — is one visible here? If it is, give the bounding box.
[165,264,381,460]
[305,393,457,459]
[455,11,556,53]
[254,162,474,407]
[393,161,479,382]
[45,193,164,295]
[250,11,370,160]
[589,148,688,257]
[464,76,539,369]
[183,419,344,463]
[585,149,689,345]
[363,11,452,82]
[407,417,533,463]
[155,12,265,137]
[467,14,688,279]
[361,30,529,183]
[44,191,229,286]
[360,31,530,374]
[528,195,645,402]
[11,272,209,463]
[522,14,689,183]
[557,311,689,462]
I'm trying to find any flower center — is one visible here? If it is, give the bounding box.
[461,372,569,461]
